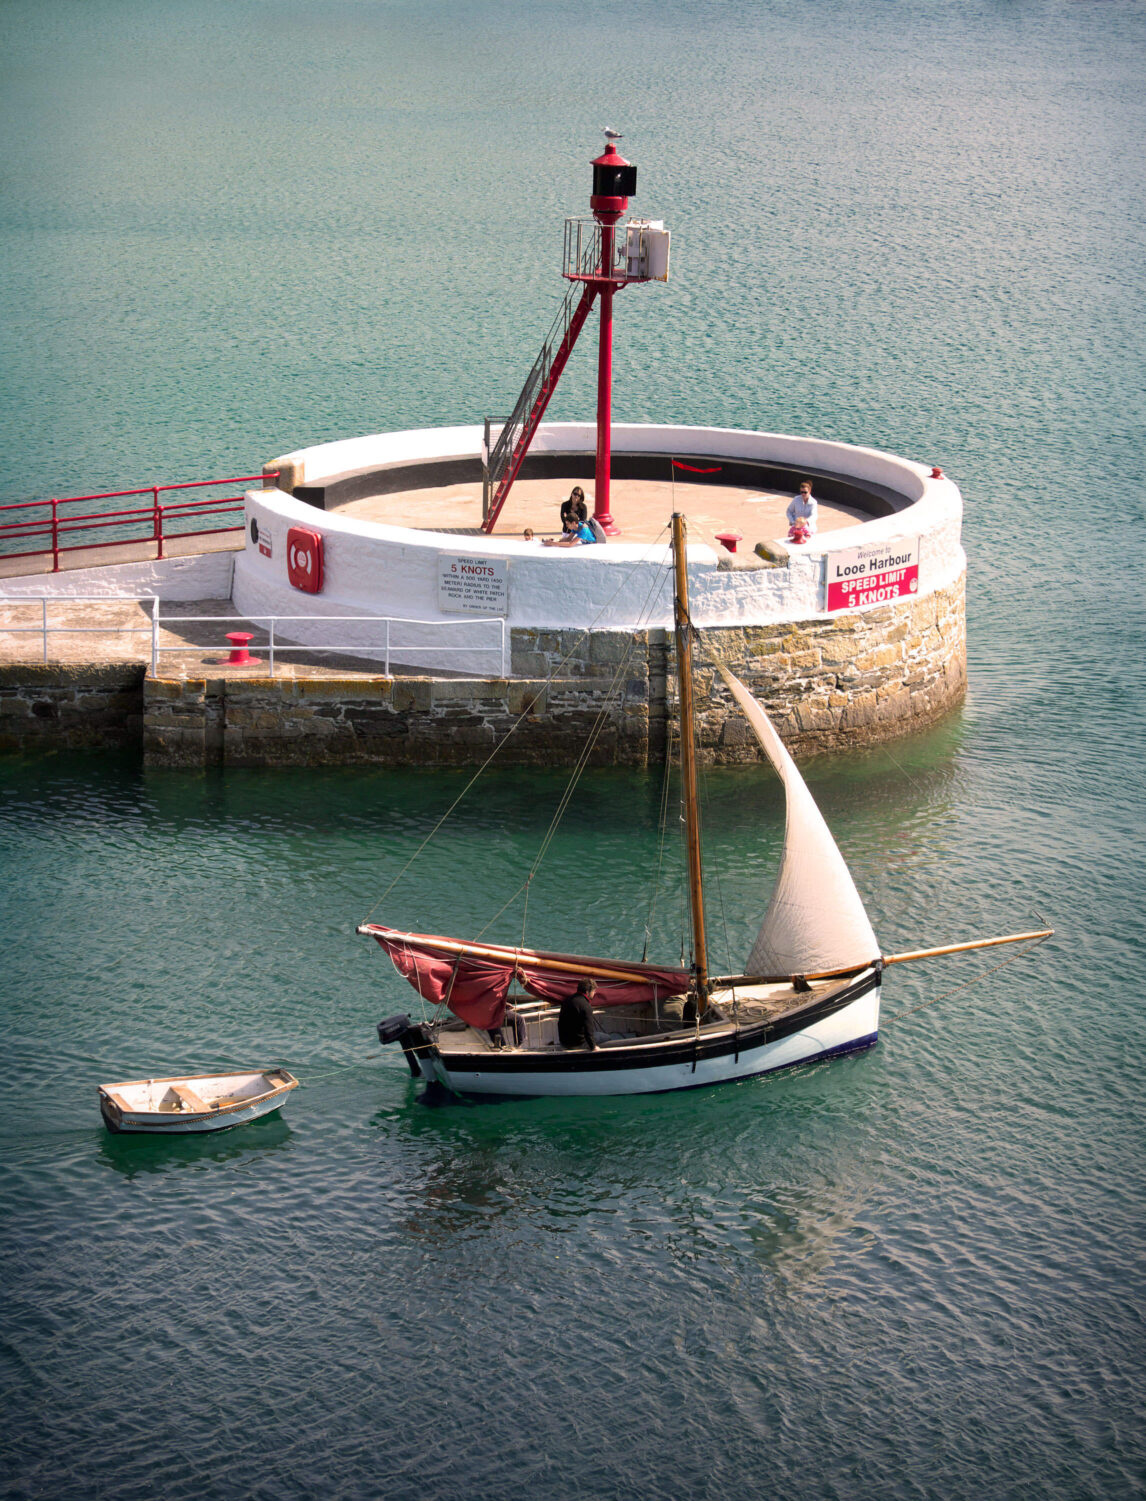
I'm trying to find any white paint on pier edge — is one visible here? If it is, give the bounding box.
[234,423,964,675]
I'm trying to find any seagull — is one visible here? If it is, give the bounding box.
[602,127,623,141]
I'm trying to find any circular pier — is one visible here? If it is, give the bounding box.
[237,422,967,760]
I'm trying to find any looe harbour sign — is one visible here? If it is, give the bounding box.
[826,538,920,612]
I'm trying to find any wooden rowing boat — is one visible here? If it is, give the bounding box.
[98,1069,299,1134]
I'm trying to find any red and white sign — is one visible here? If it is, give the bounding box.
[826,538,920,612]
[257,524,273,559]
[287,527,324,594]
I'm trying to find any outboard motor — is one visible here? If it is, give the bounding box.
[377,1013,411,1045]
[377,1014,435,1079]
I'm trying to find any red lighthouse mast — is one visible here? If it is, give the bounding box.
[479,134,668,536]
[587,135,636,535]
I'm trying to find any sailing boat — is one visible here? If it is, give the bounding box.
[362,515,1049,1098]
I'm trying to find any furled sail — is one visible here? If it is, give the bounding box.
[361,924,691,1030]
[716,667,879,977]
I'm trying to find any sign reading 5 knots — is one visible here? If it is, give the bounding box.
[438,554,509,616]
[826,538,920,612]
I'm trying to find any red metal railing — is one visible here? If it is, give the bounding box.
[0,474,276,572]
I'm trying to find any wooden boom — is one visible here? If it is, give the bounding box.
[357,924,688,989]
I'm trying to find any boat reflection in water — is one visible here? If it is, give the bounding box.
[97,1115,294,1179]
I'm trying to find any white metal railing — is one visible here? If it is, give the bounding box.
[0,596,509,679]
[0,596,161,663]
[562,218,669,283]
[152,611,509,679]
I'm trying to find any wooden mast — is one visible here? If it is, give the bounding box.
[672,512,710,1011]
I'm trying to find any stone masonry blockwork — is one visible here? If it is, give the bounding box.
[1,575,965,765]
[137,573,965,767]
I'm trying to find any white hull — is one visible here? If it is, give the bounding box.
[98,1070,299,1134]
[406,974,879,1099]
[103,1094,291,1133]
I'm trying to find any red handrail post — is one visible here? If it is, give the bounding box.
[153,486,163,560]
[51,499,60,573]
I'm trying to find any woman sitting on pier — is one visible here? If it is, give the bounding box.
[559,487,588,529]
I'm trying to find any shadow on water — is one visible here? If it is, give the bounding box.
[96,1113,294,1178]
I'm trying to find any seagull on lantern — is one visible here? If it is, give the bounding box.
[602,128,623,141]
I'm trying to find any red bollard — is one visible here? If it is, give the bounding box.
[715,530,743,553]
[226,632,257,665]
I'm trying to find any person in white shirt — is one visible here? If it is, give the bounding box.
[786,480,818,539]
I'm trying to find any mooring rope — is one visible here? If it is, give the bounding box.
[277,1056,381,1085]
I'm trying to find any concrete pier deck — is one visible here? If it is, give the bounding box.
[332,475,868,550]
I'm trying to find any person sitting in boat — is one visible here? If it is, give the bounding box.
[786,480,818,542]
[558,979,599,1051]
[559,486,588,529]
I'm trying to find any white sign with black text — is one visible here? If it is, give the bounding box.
[438,554,509,616]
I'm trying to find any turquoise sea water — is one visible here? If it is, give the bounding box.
[2,2,1144,1497]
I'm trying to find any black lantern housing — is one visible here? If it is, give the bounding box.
[592,161,637,199]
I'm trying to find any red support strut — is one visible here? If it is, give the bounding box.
[480,136,641,536]
[480,282,598,534]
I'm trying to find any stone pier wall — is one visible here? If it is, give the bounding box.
[694,571,966,758]
[0,574,965,765]
[0,664,145,752]
[141,671,653,769]
[509,571,966,761]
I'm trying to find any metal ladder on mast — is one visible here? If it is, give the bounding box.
[481,280,598,533]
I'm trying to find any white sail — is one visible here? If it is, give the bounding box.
[717,666,879,977]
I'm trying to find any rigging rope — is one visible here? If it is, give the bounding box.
[642,713,677,961]
[697,756,736,977]
[361,524,673,924]
[471,533,674,943]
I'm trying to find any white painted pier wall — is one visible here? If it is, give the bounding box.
[237,422,964,676]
